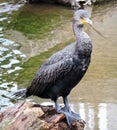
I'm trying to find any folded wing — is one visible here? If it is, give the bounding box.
[26,57,73,97]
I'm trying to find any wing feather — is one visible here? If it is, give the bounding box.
[27,58,73,96]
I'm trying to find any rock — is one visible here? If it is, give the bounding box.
[0,101,85,130]
[26,0,95,9]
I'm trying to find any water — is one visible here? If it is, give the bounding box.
[0,1,117,130]
[0,1,26,110]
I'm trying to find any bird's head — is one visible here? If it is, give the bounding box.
[73,9,92,25]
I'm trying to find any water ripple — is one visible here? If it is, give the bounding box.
[0,1,26,111]
[0,38,14,45]
[0,2,24,14]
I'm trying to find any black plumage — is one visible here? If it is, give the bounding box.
[12,9,92,125]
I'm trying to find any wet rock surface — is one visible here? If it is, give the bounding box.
[0,101,85,130]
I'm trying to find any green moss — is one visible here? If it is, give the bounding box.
[6,5,71,39]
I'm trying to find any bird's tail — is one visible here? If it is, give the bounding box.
[11,88,27,100]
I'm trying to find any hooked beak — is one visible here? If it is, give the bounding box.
[80,18,92,25]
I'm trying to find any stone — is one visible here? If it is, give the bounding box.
[0,101,85,130]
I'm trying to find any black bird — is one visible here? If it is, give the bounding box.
[12,9,92,125]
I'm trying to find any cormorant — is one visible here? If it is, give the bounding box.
[12,9,92,125]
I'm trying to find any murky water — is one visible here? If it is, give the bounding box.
[0,1,117,130]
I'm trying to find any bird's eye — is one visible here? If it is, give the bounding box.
[79,24,84,27]
[80,16,84,20]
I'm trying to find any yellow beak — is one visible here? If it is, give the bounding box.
[80,18,92,25]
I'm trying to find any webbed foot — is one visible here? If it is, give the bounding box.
[57,106,81,125]
[54,96,81,125]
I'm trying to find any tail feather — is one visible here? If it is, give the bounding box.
[11,88,27,100]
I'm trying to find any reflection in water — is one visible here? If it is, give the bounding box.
[0,1,25,111]
[0,81,18,111]
[0,2,23,14]
[72,103,117,130]
[0,35,26,110]
[98,103,107,130]
[79,103,86,121]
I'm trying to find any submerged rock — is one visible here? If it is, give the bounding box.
[0,101,85,130]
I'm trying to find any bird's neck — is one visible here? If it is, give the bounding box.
[73,20,90,44]
[73,21,83,41]
[73,21,91,57]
